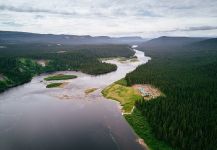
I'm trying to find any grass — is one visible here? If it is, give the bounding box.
[125,109,174,150]
[102,82,142,113]
[46,83,63,88]
[115,78,128,86]
[44,74,77,81]
[102,79,173,150]
[85,88,98,94]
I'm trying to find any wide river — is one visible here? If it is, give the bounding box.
[0,46,150,150]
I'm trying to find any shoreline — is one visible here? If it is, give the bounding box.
[101,47,172,150]
[0,45,152,150]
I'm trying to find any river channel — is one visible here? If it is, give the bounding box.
[0,46,150,150]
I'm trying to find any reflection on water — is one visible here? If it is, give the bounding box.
[0,47,150,150]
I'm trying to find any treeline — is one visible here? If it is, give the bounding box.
[125,46,217,150]
[0,44,134,58]
[0,57,43,92]
[29,52,117,75]
[0,44,133,92]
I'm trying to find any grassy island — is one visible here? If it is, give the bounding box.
[44,74,77,81]
[46,82,63,88]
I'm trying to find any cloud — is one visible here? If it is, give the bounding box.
[1,21,23,27]
[184,26,217,31]
[0,0,216,37]
[155,26,217,33]
[0,4,77,16]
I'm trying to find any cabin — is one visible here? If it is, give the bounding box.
[139,87,150,97]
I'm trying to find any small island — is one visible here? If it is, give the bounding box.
[44,74,77,81]
[46,83,63,88]
[85,88,98,95]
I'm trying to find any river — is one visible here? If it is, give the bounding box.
[0,46,150,150]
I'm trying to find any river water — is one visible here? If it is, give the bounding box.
[0,47,150,150]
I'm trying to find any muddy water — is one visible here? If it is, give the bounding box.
[0,47,150,150]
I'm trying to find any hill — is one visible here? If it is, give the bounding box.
[188,38,217,50]
[139,36,209,51]
[0,31,146,45]
[0,30,137,92]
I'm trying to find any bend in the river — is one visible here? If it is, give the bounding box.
[0,46,151,150]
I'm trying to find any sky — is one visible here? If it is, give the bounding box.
[0,0,217,38]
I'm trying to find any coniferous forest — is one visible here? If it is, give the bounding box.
[0,44,134,92]
[125,44,217,150]
[1,31,217,150]
[1,1,216,150]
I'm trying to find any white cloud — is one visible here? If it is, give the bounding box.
[0,0,217,37]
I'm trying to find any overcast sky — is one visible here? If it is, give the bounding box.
[0,0,217,37]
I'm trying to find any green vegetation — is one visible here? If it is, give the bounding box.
[0,58,43,92]
[85,88,98,94]
[0,44,135,58]
[46,83,63,88]
[125,109,173,150]
[29,51,118,75]
[115,78,128,86]
[80,61,117,75]
[44,74,77,81]
[0,44,134,92]
[102,79,172,149]
[124,45,217,150]
[102,81,142,113]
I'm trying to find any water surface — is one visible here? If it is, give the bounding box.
[0,47,150,150]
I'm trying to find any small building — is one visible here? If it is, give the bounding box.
[139,88,150,97]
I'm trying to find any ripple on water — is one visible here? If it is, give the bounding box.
[0,47,150,150]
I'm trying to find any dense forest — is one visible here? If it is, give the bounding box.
[125,41,217,150]
[0,44,134,92]
[0,58,43,92]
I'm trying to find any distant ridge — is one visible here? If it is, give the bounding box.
[0,31,147,45]
[188,38,217,50]
[139,36,213,51]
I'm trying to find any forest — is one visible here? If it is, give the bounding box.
[0,44,134,92]
[0,57,43,92]
[125,44,217,150]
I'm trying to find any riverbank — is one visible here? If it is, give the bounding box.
[102,79,142,113]
[0,46,151,150]
[102,79,172,150]
[125,109,173,150]
[0,44,136,93]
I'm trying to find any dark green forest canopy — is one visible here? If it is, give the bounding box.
[0,44,134,57]
[125,43,217,150]
[0,44,134,92]
[0,58,43,92]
